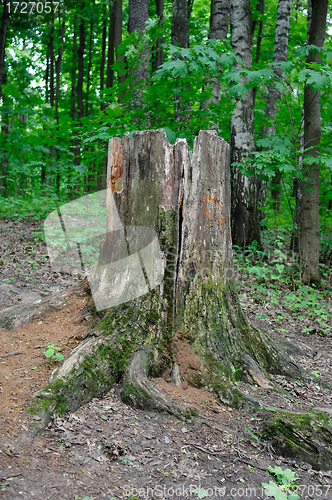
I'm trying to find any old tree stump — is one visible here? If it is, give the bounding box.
[22,130,332,468]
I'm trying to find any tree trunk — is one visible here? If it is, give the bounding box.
[55,21,65,123]
[229,0,260,247]
[55,19,65,197]
[0,0,9,102]
[265,0,292,213]
[114,0,124,79]
[70,19,77,121]
[201,0,229,123]
[171,0,189,124]
[38,131,312,411]
[6,129,329,468]
[48,18,55,186]
[153,0,164,72]
[299,0,328,286]
[100,1,107,110]
[128,0,149,88]
[172,0,189,48]
[85,19,93,116]
[106,1,115,90]
[77,6,85,121]
[0,0,9,196]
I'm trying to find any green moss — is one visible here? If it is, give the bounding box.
[261,410,332,469]
[122,382,152,402]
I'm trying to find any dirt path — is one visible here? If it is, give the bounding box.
[1,220,332,499]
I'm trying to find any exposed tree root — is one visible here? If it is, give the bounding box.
[0,280,90,331]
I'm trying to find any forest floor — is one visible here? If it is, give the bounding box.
[0,219,332,500]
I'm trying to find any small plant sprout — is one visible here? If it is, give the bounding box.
[262,466,300,500]
[230,364,241,385]
[44,343,64,361]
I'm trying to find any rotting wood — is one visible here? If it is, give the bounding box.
[10,128,331,470]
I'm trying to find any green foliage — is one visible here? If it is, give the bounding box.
[234,228,332,332]
[44,343,64,361]
[262,466,300,500]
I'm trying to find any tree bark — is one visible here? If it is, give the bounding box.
[172,0,189,48]
[114,0,125,85]
[0,0,9,196]
[70,19,77,121]
[13,129,331,469]
[265,0,291,125]
[77,6,85,121]
[106,1,115,90]
[100,1,107,110]
[0,0,9,102]
[128,0,149,87]
[229,0,260,247]
[38,130,311,415]
[152,0,164,72]
[299,0,328,286]
[171,0,190,124]
[265,0,292,213]
[55,19,65,196]
[55,21,65,123]
[48,18,55,186]
[85,19,93,116]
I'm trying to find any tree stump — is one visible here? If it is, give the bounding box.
[29,130,332,469]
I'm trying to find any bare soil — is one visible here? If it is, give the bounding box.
[1,219,332,500]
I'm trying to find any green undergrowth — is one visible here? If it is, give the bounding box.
[0,194,60,221]
[233,229,332,335]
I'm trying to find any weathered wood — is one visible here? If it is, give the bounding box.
[28,130,332,470]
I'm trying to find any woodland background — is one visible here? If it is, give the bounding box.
[0,0,331,289]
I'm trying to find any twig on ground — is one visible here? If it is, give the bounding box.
[0,351,22,359]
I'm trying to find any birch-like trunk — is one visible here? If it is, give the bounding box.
[299,0,328,285]
[229,0,260,247]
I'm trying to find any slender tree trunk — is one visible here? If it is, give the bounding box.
[201,0,229,123]
[85,19,93,116]
[299,0,328,285]
[55,21,65,123]
[77,7,85,121]
[55,19,65,197]
[229,0,260,247]
[171,0,189,124]
[264,0,292,212]
[70,19,80,196]
[252,0,264,64]
[0,0,9,102]
[0,0,9,195]
[114,0,125,86]
[129,0,149,87]
[152,0,164,72]
[48,18,55,186]
[106,2,115,89]
[42,51,49,186]
[172,0,189,48]
[70,19,77,121]
[100,2,107,110]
